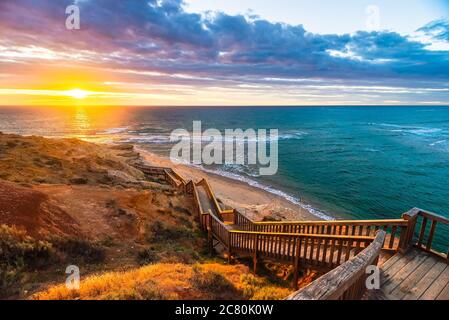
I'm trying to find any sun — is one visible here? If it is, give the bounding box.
[66,89,90,99]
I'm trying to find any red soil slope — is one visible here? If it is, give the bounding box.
[0,180,80,238]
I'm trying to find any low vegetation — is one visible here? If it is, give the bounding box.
[0,133,145,186]
[33,263,291,300]
[0,225,107,298]
[50,238,106,265]
[136,248,158,265]
[190,265,238,299]
[0,225,52,297]
[145,220,195,243]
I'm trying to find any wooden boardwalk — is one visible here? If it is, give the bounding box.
[132,162,449,300]
[196,184,220,216]
[366,249,449,300]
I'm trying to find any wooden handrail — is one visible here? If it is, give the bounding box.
[135,164,189,193]
[234,210,407,252]
[419,209,449,225]
[133,164,171,175]
[402,208,449,260]
[197,178,223,214]
[205,209,378,286]
[229,230,376,240]
[191,182,202,221]
[209,210,230,247]
[169,169,188,185]
[164,170,180,186]
[251,219,408,226]
[185,180,194,194]
[286,230,386,300]
[234,209,253,229]
[135,162,417,256]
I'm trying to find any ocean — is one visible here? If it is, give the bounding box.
[1,105,449,223]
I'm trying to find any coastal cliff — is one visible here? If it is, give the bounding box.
[0,133,292,299]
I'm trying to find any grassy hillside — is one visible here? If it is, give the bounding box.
[33,263,290,300]
[0,133,293,300]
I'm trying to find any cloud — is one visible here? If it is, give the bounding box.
[0,0,449,105]
[418,19,449,41]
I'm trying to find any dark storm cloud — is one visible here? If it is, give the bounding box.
[1,0,448,86]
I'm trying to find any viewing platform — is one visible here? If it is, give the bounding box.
[369,249,449,300]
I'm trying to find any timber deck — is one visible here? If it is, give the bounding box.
[366,249,449,300]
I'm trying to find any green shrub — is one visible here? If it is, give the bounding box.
[239,273,291,300]
[251,286,291,300]
[51,238,105,264]
[101,281,167,300]
[146,221,194,243]
[0,225,53,297]
[240,273,264,298]
[190,265,237,298]
[173,206,192,216]
[0,268,22,296]
[137,248,159,265]
[0,225,52,270]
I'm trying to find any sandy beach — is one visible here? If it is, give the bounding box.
[136,147,319,222]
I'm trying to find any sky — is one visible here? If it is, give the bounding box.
[185,0,449,35]
[0,0,449,106]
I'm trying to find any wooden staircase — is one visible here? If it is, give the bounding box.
[133,162,449,300]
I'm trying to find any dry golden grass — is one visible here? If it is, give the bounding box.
[33,263,291,300]
[0,133,143,185]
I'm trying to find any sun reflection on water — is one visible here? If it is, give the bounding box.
[64,106,132,143]
[73,107,91,131]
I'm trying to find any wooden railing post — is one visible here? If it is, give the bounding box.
[292,237,302,290]
[163,170,168,183]
[227,232,232,264]
[207,213,213,255]
[253,234,259,274]
[400,208,420,253]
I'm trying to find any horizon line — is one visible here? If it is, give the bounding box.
[1,104,449,108]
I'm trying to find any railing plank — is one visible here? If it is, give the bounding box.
[286,231,386,300]
[426,220,437,251]
[389,226,397,249]
[233,212,407,251]
[417,217,428,248]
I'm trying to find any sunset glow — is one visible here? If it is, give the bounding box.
[0,0,448,106]
[66,89,90,100]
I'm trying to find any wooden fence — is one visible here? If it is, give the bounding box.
[233,210,408,252]
[402,208,449,260]
[287,230,386,300]
[207,210,378,287]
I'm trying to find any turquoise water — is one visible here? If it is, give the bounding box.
[1,106,449,222]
